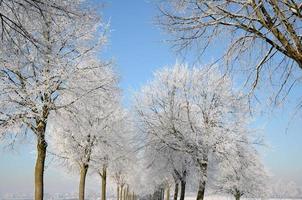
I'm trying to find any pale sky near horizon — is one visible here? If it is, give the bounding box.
[0,0,302,197]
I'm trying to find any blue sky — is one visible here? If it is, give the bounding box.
[0,0,302,196]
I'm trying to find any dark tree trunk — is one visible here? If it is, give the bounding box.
[173,183,179,200]
[180,170,187,200]
[153,188,164,200]
[79,164,89,200]
[234,190,241,200]
[196,179,206,200]
[34,121,47,200]
[117,185,120,200]
[196,159,208,200]
[180,179,186,200]
[161,188,165,200]
[101,166,107,200]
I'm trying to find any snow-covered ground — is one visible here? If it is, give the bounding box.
[1,195,302,200]
[184,196,302,200]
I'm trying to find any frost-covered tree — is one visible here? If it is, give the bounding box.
[213,134,269,200]
[48,71,119,200]
[112,156,140,200]
[0,3,108,199]
[159,0,302,107]
[142,132,193,200]
[92,108,132,200]
[144,143,173,193]
[170,152,193,200]
[109,125,140,200]
[135,63,250,200]
[112,165,127,200]
[271,180,302,198]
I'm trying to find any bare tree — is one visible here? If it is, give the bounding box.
[159,0,302,106]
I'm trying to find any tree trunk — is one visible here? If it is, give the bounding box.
[35,122,47,200]
[234,190,241,200]
[123,186,126,200]
[196,179,206,200]
[129,191,133,200]
[161,188,165,200]
[180,179,186,200]
[101,166,107,200]
[126,185,129,200]
[166,186,170,200]
[128,191,131,200]
[123,187,125,200]
[196,158,208,200]
[120,185,124,200]
[117,185,120,200]
[79,164,89,200]
[173,183,179,200]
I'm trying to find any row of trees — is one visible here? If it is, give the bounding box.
[147,2,302,199]
[1,0,300,200]
[0,1,123,200]
[137,2,302,197]
[44,60,272,200]
[133,64,269,200]
[143,1,302,199]
[0,1,148,199]
[270,180,302,198]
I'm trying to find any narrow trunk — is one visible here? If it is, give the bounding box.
[123,186,126,200]
[153,189,161,200]
[128,191,131,200]
[79,164,89,200]
[173,183,179,200]
[129,191,132,200]
[126,185,129,200]
[101,166,107,200]
[196,179,206,200]
[180,179,186,200]
[35,123,47,200]
[165,186,170,200]
[123,187,125,200]
[120,185,124,200]
[117,185,120,200]
[234,190,241,200]
[196,158,208,200]
[161,188,165,200]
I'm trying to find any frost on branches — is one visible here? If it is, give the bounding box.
[141,132,195,200]
[213,134,269,200]
[0,3,109,200]
[159,0,302,108]
[48,68,126,200]
[134,63,266,200]
[0,0,90,47]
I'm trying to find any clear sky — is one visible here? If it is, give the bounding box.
[0,0,301,197]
